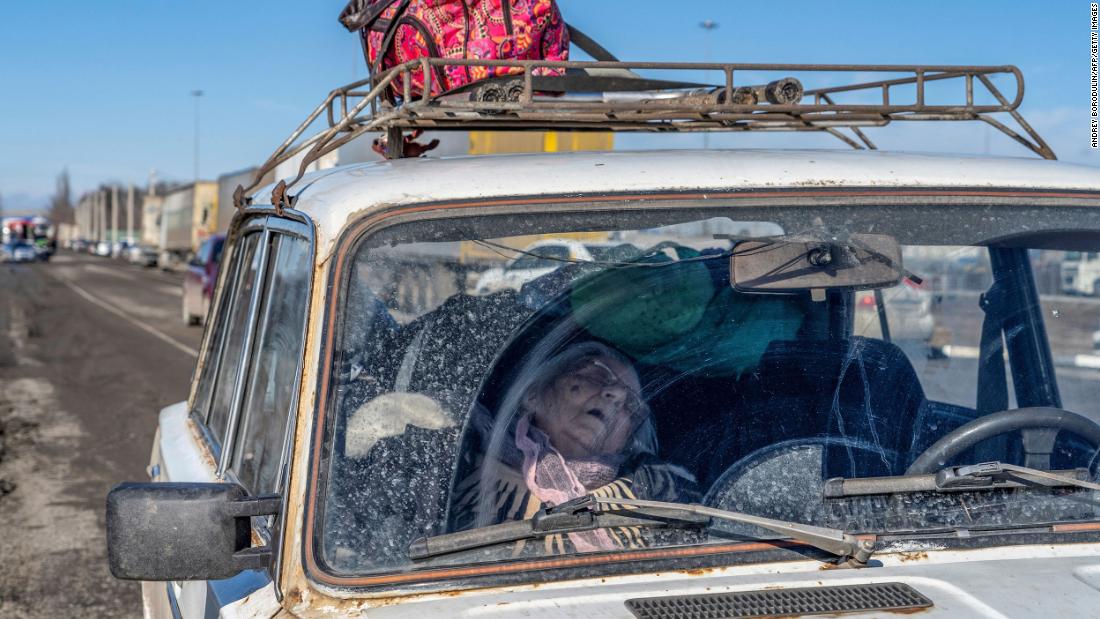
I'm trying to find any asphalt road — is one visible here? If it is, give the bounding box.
[0,252,200,618]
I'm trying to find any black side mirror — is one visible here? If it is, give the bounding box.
[106,482,279,581]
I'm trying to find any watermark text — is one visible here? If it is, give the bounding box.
[1091,3,1098,148]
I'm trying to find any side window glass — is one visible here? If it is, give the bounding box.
[192,232,248,425]
[207,232,265,444]
[230,235,312,494]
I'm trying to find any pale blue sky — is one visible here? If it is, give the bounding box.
[1,1,1096,210]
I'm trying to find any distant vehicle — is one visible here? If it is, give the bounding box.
[93,241,112,257]
[1061,251,1100,296]
[160,182,218,271]
[111,240,133,259]
[474,239,596,295]
[2,216,54,261]
[853,281,936,345]
[126,244,158,267]
[182,235,224,326]
[1,242,38,263]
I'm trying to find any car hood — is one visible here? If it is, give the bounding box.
[341,542,1100,618]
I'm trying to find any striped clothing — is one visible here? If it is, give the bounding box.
[449,454,699,556]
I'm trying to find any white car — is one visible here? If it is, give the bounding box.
[106,58,1100,618]
[854,281,936,344]
[126,244,158,267]
[473,239,596,295]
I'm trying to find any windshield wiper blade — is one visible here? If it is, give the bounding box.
[409,495,874,566]
[409,495,708,561]
[594,497,873,566]
[825,462,1100,498]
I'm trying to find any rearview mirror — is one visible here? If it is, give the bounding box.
[731,234,903,294]
[106,482,279,581]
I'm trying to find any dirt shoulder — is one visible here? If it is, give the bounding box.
[0,261,197,617]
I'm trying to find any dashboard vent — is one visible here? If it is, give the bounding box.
[625,582,932,618]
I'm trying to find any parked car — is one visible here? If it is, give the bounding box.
[181,235,224,326]
[474,239,596,295]
[107,61,1100,618]
[1,242,37,263]
[126,243,158,267]
[111,239,133,259]
[853,280,936,345]
[93,240,112,257]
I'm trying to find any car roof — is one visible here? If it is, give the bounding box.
[250,149,1100,260]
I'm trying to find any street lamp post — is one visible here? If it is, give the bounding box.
[699,20,719,149]
[191,90,204,182]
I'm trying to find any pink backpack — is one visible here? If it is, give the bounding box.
[340,0,570,98]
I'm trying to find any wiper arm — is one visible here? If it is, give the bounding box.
[409,495,874,567]
[825,462,1100,498]
[594,497,873,566]
[409,495,708,561]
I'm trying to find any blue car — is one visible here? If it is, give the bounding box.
[1,242,37,263]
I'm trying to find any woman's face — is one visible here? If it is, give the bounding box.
[528,355,646,459]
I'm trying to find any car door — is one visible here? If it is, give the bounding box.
[146,215,313,619]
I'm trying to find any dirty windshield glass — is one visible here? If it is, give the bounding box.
[319,203,1100,578]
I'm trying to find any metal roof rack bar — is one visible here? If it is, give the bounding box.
[235,60,1055,210]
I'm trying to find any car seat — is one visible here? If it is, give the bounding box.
[684,337,927,490]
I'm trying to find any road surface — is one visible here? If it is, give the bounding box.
[0,252,199,617]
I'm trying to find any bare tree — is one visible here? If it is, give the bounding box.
[48,169,75,223]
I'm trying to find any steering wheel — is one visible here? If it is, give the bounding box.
[906,407,1100,475]
[703,436,894,521]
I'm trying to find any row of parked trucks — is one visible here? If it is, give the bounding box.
[75,132,605,271]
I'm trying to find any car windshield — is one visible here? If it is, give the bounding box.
[318,200,1100,579]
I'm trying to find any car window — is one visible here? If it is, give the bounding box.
[320,214,805,575]
[229,234,311,494]
[193,231,255,432]
[316,202,1100,584]
[206,232,265,446]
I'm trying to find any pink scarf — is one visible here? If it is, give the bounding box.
[515,416,619,552]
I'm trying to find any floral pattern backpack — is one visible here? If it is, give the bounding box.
[339,0,570,98]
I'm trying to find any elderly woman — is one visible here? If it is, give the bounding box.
[449,341,697,555]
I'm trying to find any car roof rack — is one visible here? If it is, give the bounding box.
[235,59,1056,211]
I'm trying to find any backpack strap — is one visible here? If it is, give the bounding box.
[566,24,620,62]
[339,0,402,32]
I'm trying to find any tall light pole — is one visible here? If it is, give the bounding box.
[699,20,719,149]
[191,90,204,182]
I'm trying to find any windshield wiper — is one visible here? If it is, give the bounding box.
[824,462,1100,498]
[409,495,874,566]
